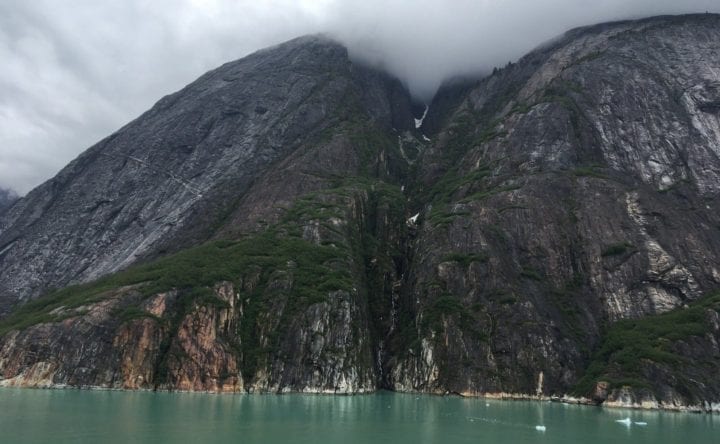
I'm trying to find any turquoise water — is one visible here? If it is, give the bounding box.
[0,389,716,443]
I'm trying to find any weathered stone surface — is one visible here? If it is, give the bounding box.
[0,35,414,316]
[385,15,720,406]
[1,14,720,411]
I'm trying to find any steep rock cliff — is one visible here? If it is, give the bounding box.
[0,35,414,315]
[386,14,720,409]
[0,178,410,393]
[1,15,720,410]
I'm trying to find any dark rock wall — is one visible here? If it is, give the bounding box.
[1,15,720,410]
[0,35,414,316]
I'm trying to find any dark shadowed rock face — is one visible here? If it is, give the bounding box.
[1,15,720,411]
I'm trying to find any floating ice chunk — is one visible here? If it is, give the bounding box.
[535,425,546,432]
[634,421,647,426]
[616,417,632,426]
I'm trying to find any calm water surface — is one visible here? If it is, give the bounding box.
[0,388,716,443]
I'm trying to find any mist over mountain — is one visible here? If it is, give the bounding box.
[2,1,720,194]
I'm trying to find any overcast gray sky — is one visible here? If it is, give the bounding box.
[1,0,719,194]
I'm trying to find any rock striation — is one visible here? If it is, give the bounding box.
[1,15,720,411]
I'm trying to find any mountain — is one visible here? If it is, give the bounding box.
[0,35,414,314]
[0,189,17,214]
[1,15,720,412]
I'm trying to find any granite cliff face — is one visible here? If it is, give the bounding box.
[0,35,414,315]
[385,14,720,410]
[1,15,720,411]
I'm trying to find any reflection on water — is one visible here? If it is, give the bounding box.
[0,389,717,443]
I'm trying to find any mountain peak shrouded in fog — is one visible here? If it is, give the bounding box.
[2,1,720,194]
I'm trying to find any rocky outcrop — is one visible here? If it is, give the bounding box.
[0,278,376,393]
[571,292,720,412]
[1,14,720,410]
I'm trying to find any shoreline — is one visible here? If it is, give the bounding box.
[2,381,718,414]
[453,391,720,414]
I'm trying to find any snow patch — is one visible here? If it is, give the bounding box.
[415,105,429,129]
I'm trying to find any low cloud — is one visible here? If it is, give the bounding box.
[1,0,718,194]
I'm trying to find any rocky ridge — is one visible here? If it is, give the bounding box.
[0,35,414,315]
[1,15,720,412]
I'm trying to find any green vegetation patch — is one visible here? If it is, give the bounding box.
[348,125,398,177]
[427,209,471,228]
[0,188,364,337]
[460,184,521,203]
[428,167,491,204]
[572,166,608,179]
[573,292,720,396]
[422,293,486,340]
[426,165,523,228]
[0,234,354,337]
